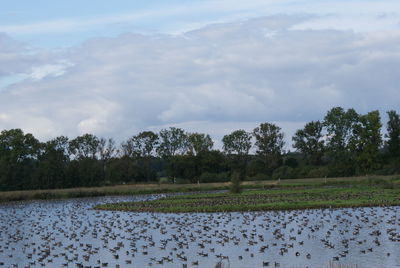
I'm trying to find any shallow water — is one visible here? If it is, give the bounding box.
[0,194,399,268]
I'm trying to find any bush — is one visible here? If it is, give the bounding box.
[284,157,299,168]
[174,178,192,184]
[326,163,356,177]
[306,166,330,178]
[199,172,230,183]
[246,159,266,177]
[230,171,242,194]
[246,173,271,181]
[158,177,173,184]
[272,166,295,180]
[158,177,191,184]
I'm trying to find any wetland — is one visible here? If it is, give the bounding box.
[0,188,399,267]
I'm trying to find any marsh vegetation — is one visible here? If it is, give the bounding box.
[95,178,400,213]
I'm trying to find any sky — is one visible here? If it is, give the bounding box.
[0,0,400,149]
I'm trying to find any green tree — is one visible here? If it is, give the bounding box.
[187,132,214,182]
[68,134,101,186]
[68,134,99,159]
[386,110,400,157]
[120,138,136,158]
[324,107,358,155]
[119,138,140,183]
[350,111,382,173]
[253,123,285,172]
[157,127,188,158]
[292,121,325,165]
[133,131,159,157]
[187,133,213,156]
[323,107,359,175]
[0,129,40,190]
[166,154,196,181]
[131,131,159,181]
[198,150,227,175]
[222,130,252,155]
[222,130,252,179]
[97,138,117,182]
[36,136,70,188]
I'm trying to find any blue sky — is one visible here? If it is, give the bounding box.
[2,0,400,47]
[0,0,400,147]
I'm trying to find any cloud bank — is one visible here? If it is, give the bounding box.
[0,15,399,147]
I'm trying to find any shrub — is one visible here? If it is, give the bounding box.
[272,166,295,180]
[306,166,330,178]
[230,171,242,194]
[246,173,271,181]
[174,178,192,184]
[200,172,230,183]
[158,177,173,184]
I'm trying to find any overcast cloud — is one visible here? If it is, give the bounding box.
[0,15,399,148]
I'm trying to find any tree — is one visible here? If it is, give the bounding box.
[187,133,213,156]
[198,150,226,175]
[324,107,358,156]
[350,111,382,173]
[222,130,252,179]
[323,107,359,175]
[119,137,141,183]
[133,131,159,157]
[97,138,117,182]
[68,134,101,186]
[386,110,400,157]
[36,136,70,188]
[0,129,40,190]
[186,133,214,182]
[68,134,99,160]
[292,121,325,165]
[253,123,285,172]
[222,130,252,156]
[157,127,188,158]
[120,138,136,158]
[131,131,159,181]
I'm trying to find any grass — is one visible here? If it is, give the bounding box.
[0,174,398,203]
[94,178,400,213]
[0,182,230,203]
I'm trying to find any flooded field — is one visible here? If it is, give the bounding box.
[0,194,399,268]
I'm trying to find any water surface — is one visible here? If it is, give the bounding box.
[0,194,399,267]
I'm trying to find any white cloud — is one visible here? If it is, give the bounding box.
[29,61,74,80]
[0,15,399,146]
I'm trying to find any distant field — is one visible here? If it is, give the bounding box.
[0,174,398,203]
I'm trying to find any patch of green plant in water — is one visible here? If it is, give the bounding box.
[94,186,400,213]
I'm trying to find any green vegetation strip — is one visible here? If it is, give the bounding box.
[1,176,398,203]
[94,186,400,213]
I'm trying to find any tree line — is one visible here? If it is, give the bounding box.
[1,107,400,191]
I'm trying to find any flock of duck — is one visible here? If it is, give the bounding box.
[0,194,399,268]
